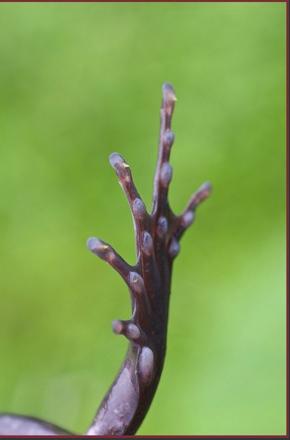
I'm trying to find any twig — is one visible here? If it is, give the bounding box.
[86,83,212,435]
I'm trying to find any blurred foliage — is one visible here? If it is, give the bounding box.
[0,3,286,435]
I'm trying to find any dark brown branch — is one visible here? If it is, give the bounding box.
[85,83,212,435]
[0,82,211,436]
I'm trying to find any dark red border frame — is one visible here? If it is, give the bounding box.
[0,0,286,3]
[0,1,288,438]
[0,1,286,3]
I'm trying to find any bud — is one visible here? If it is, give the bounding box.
[181,211,195,228]
[168,238,180,258]
[132,198,146,219]
[163,130,175,147]
[109,153,130,179]
[157,216,168,238]
[87,237,111,259]
[160,163,173,187]
[126,323,140,340]
[129,271,144,294]
[139,346,154,385]
[142,231,153,256]
[112,320,124,335]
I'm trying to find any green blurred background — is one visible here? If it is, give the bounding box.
[0,3,286,435]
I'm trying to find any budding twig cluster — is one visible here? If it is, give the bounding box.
[85,83,211,436]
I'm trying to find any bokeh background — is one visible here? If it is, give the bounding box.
[0,3,286,435]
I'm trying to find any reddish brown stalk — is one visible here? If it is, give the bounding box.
[0,83,211,436]
[85,83,211,435]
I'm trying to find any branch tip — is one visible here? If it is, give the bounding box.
[162,83,177,104]
[193,181,212,205]
[109,152,125,168]
[109,152,130,179]
[112,319,124,335]
[87,237,109,256]
[197,181,212,199]
[184,181,212,216]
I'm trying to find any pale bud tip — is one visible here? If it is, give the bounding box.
[87,237,102,252]
[162,83,177,103]
[112,320,123,335]
[87,237,111,259]
[109,152,126,169]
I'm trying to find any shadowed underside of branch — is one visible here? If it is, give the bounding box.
[0,83,211,435]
